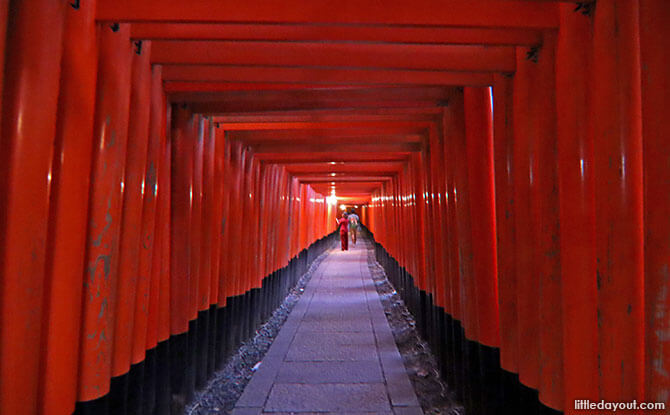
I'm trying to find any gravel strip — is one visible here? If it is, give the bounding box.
[185,242,335,415]
[363,239,464,415]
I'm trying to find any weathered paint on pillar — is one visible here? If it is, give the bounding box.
[112,37,153,378]
[140,63,166,357]
[640,0,670,406]
[78,23,134,402]
[39,1,99,413]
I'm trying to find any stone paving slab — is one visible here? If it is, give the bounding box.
[264,383,391,412]
[234,240,422,414]
[276,361,384,383]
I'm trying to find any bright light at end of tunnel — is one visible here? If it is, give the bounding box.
[339,204,346,210]
[330,173,336,176]
[326,195,337,205]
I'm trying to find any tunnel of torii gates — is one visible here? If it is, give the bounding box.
[0,1,668,414]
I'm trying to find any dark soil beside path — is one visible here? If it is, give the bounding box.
[364,240,464,415]
[184,243,334,415]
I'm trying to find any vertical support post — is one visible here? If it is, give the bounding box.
[464,86,501,349]
[492,73,518,376]
[38,1,98,413]
[156,102,172,347]
[0,1,65,413]
[111,36,153,382]
[169,104,195,408]
[134,60,161,369]
[76,23,133,410]
[531,32,563,412]
[592,0,645,402]
[512,46,540,396]
[556,5,598,410]
[640,0,670,405]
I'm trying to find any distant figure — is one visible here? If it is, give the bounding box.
[336,212,349,251]
[348,210,360,245]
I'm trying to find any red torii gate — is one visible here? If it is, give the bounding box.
[0,1,668,415]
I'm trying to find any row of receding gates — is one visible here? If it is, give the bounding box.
[1,1,670,415]
[364,3,669,415]
[0,4,337,415]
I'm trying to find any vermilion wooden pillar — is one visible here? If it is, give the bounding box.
[229,144,247,297]
[464,86,500,349]
[492,73,518,375]
[156,103,172,346]
[442,106,461,324]
[169,104,195,407]
[217,136,233,308]
[77,23,133,407]
[556,5,598,411]
[189,116,205,323]
[428,123,447,310]
[512,47,540,392]
[170,105,195,337]
[640,0,670,407]
[592,0,645,403]
[38,1,98,413]
[112,38,153,382]
[142,64,167,359]
[530,31,563,412]
[0,1,65,413]
[210,124,226,309]
[449,90,478,344]
[200,119,215,314]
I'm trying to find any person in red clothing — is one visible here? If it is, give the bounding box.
[336,212,349,251]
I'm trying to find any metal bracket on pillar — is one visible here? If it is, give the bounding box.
[134,41,143,55]
[70,0,80,10]
[574,1,595,17]
[526,45,541,63]
[110,22,120,32]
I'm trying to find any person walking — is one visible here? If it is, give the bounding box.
[336,212,349,251]
[348,210,360,245]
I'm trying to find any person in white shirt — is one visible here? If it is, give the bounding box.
[348,210,360,245]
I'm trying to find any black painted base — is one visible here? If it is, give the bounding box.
[74,231,337,415]
[368,230,563,415]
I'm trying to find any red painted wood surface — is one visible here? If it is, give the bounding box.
[593,0,645,405]
[77,23,134,403]
[0,1,65,413]
[492,73,518,374]
[556,5,598,411]
[0,1,666,412]
[112,37,152,378]
[641,0,670,408]
[38,1,99,413]
[464,87,500,349]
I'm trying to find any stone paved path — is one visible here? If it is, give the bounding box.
[232,238,422,415]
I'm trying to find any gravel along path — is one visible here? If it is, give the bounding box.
[185,243,334,415]
[364,239,464,415]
